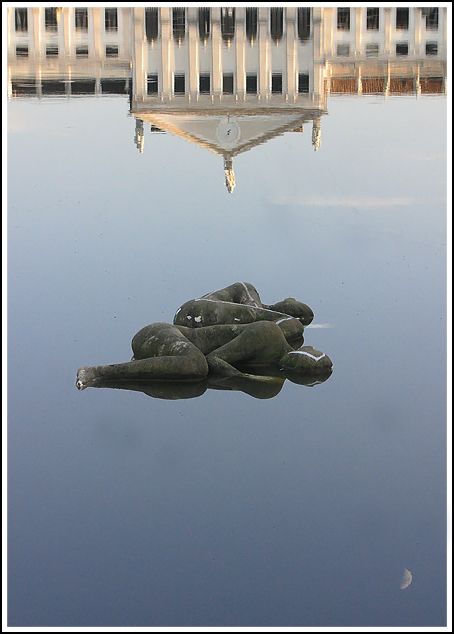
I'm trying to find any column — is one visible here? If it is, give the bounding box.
[7,61,12,99]
[211,10,222,95]
[413,8,422,57]
[160,7,172,99]
[235,7,246,100]
[323,7,335,58]
[32,7,43,98]
[63,8,71,98]
[285,6,297,101]
[62,7,72,57]
[187,7,198,100]
[91,8,103,59]
[92,8,101,98]
[62,8,71,99]
[121,8,132,60]
[132,7,145,99]
[7,7,12,51]
[258,7,269,99]
[32,7,43,59]
[312,7,324,102]
[384,8,392,56]
[354,7,362,58]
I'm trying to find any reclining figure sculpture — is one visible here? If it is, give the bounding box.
[76,282,332,392]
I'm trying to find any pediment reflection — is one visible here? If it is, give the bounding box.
[7,7,447,191]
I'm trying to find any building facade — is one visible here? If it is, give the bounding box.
[7,7,447,190]
[7,7,132,97]
[7,7,447,98]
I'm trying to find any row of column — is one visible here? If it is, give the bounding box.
[323,7,447,59]
[134,7,324,103]
[10,7,130,60]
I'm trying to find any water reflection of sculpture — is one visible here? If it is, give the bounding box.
[76,283,332,398]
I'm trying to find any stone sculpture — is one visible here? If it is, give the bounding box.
[76,282,332,394]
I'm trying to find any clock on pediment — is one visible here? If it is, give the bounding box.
[216,118,241,144]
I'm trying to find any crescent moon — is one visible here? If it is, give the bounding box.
[400,567,412,590]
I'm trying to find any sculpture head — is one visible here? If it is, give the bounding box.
[279,345,332,376]
[268,298,314,325]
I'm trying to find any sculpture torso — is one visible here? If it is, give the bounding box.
[173,282,312,342]
[76,283,330,392]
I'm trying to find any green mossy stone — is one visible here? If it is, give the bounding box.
[280,346,333,373]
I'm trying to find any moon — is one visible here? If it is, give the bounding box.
[400,567,412,590]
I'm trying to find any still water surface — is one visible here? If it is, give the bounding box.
[8,16,447,630]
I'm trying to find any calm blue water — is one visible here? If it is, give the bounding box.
[8,88,447,626]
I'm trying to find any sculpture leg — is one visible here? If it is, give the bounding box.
[76,351,208,390]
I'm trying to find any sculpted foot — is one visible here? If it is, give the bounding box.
[76,366,98,390]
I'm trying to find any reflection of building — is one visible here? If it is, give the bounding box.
[130,6,327,193]
[7,7,447,190]
[7,7,133,97]
[322,7,447,96]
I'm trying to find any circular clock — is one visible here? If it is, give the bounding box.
[216,119,241,143]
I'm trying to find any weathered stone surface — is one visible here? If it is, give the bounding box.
[76,283,331,392]
[174,299,306,342]
[265,298,314,326]
[279,345,333,374]
[173,282,312,340]
[201,281,263,307]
